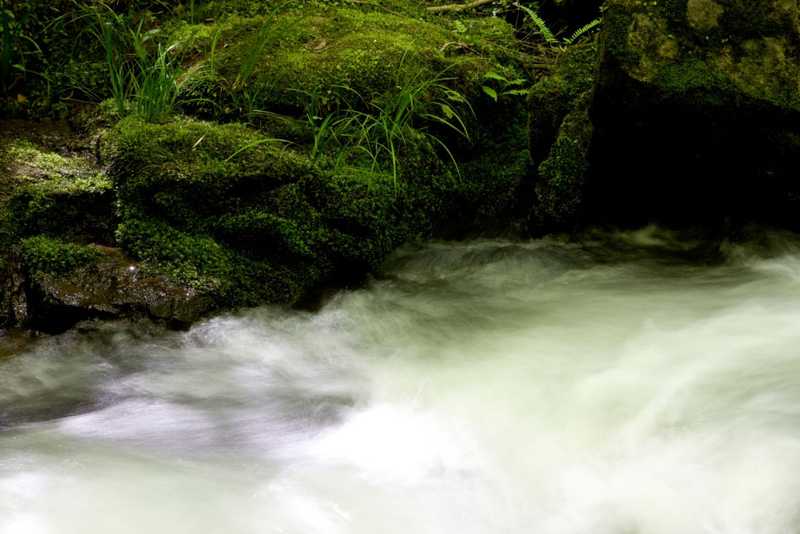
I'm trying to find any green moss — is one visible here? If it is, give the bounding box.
[535,100,593,227]
[115,215,312,305]
[21,236,103,276]
[526,37,596,230]
[115,216,236,291]
[108,116,320,225]
[174,4,524,118]
[602,0,800,111]
[212,209,316,259]
[0,138,115,244]
[528,41,597,164]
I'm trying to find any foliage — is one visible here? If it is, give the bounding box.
[563,18,602,46]
[0,1,52,103]
[481,70,528,102]
[80,2,182,121]
[515,2,557,44]
[514,2,601,47]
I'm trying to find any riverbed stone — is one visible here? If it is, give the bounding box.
[23,243,216,332]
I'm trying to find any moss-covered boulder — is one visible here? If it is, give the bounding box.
[588,0,800,226]
[2,1,533,331]
[103,114,525,313]
[0,131,115,328]
[173,5,526,119]
[0,122,217,331]
[20,238,215,332]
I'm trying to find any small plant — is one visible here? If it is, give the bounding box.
[132,42,182,122]
[481,71,528,102]
[222,1,294,119]
[563,18,602,46]
[90,7,129,114]
[515,2,557,45]
[77,1,183,121]
[514,2,601,47]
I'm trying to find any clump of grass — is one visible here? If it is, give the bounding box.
[75,2,182,122]
[299,67,474,188]
[131,42,181,122]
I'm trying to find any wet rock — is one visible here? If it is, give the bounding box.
[25,246,216,333]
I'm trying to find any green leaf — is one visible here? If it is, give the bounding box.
[483,71,508,82]
[482,85,498,102]
[440,103,455,119]
[444,88,468,103]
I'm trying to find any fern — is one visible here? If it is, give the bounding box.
[563,18,602,46]
[514,2,602,47]
[514,2,557,45]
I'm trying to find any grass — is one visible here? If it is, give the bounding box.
[131,42,181,122]
[297,66,474,188]
[72,1,183,122]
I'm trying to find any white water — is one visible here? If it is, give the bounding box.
[3,228,800,534]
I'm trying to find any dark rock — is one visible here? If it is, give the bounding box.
[586,0,800,227]
[538,0,605,32]
[25,247,216,333]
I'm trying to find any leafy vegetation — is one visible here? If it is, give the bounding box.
[514,2,601,47]
[0,0,535,327]
[21,235,102,275]
[77,3,183,121]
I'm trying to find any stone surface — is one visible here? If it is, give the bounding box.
[584,0,800,226]
[25,247,216,332]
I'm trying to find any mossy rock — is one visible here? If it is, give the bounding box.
[0,138,116,244]
[105,113,528,312]
[600,0,800,111]
[106,116,320,224]
[106,116,399,305]
[173,4,525,119]
[528,42,597,165]
[588,0,800,227]
[19,239,217,333]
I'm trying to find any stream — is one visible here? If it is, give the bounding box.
[2,227,800,533]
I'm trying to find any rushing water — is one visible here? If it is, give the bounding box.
[3,227,800,534]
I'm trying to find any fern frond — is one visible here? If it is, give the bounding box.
[514,2,557,45]
[563,18,602,45]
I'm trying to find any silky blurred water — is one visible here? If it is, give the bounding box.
[3,227,800,534]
